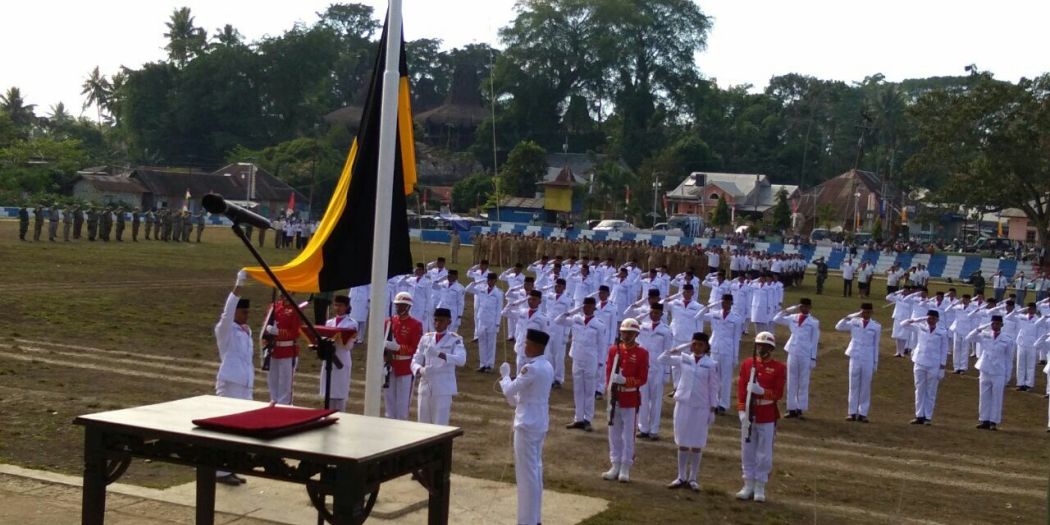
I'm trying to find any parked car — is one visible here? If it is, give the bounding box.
[592,219,639,232]
[667,215,704,237]
[965,237,1014,254]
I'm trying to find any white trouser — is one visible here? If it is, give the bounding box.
[418,393,452,425]
[785,352,812,412]
[572,360,597,423]
[547,331,567,383]
[847,359,873,417]
[913,364,942,419]
[978,373,1006,424]
[638,366,666,434]
[351,314,367,343]
[740,420,775,483]
[1039,344,1048,363]
[215,380,252,400]
[713,351,735,410]
[507,316,518,340]
[384,374,413,420]
[1016,344,1038,387]
[477,324,498,368]
[327,398,347,412]
[267,357,296,405]
[909,331,918,351]
[514,428,545,525]
[608,406,637,466]
[952,334,971,371]
[595,361,607,394]
[473,301,481,336]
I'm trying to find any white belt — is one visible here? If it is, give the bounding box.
[619,387,638,392]
[275,340,295,347]
[755,399,774,406]
[393,355,413,361]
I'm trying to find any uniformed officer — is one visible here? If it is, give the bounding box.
[86,207,99,241]
[835,303,881,422]
[555,297,606,432]
[62,206,72,241]
[499,329,554,525]
[736,331,786,503]
[773,298,821,419]
[144,208,155,240]
[195,210,206,242]
[903,310,950,424]
[32,206,44,241]
[659,332,719,492]
[47,205,59,241]
[320,295,357,412]
[383,292,423,420]
[464,272,503,372]
[503,290,550,373]
[264,294,302,405]
[183,210,193,241]
[213,270,254,486]
[603,318,650,483]
[701,293,745,413]
[72,205,84,239]
[411,307,467,425]
[449,229,461,263]
[634,302,673,440]
[114,207,126,241]
[965,315,1014,430]
[18,206,29,240]
[131,208,141,241]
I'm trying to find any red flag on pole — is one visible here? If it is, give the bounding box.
[287,192,296,216]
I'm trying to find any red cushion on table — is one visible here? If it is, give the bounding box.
[312,325,358,344]
[193,405,338,438]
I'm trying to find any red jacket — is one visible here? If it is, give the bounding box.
[388,315,422,376]
[737,356,786,423]
[606,343,649,409]
[271,301,302,359]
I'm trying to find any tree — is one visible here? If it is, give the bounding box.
[499,140,547,197]
[0,87,36,137]
[80,66,112,128]
[772,189,791,231]
[711,196,730,229]
[908,71,1050,262]
[213,24,244,47]
[164,7,207,67]
[451,173,495,213]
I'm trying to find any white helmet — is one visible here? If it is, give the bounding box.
[754,331,776,347]
[393,292,413,305]
[619,318,641,333]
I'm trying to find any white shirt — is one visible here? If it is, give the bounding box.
[500,355,555,433]
[836,316,881,369]
[214,293,255,389]
[773,310,821,360]
[411,331,467,397]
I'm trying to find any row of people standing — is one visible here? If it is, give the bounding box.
[17,205,206,243]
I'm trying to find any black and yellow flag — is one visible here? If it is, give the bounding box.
[245,20,417,292]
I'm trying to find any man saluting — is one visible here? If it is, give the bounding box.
[212,270,254,486]
[736,331,786,503]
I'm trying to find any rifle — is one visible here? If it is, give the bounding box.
[382,319,394,389]
[260,288,277,371]
[744,342,758,443]
[607,335,622,426]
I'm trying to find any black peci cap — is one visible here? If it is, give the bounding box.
[583,297,596,305]
[692,332,709,342]
[799,298,812,306]
[236,298,250,309]
[860,303,873,310]
[333,295,350,305]
[526,329,550,346]
[434,308,451,318]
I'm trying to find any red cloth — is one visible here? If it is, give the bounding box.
[272,301,303,359]
[192,405,337,438]
[606,343,649,408]
[388,315,422,376]
[312,325,358,345]
[737,356,787,423]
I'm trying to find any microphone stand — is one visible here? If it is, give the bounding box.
[230,224,341,411]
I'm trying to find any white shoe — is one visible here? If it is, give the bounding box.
[617,464,631,482]
[735,479,755,500]
[602,463,621,481]
[753,482,766,502]
[688,480,701,492]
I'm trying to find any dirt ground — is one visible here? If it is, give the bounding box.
[1,220,1048,524]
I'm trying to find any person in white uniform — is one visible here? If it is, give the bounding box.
[464,272,504,372]
[700,293,744,413]
[504,289,550,373]
[319,294,358,412]
[499,329,554,525]
[966,315,1015,430]
[903,309,951,424]
[1006,302,1046,391]
[213,270,255,485]
[411,308,467,425]
[666,284,704,385]
[658,331,719,492]
[544,278,574,388]
[773,298,820,419]
[835,303,881,422]
[947,294,977,373]
[435,269,466,333]
[349,284,370,344]
[556,297,606,431]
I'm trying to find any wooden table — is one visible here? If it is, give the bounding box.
[73,395,462,525]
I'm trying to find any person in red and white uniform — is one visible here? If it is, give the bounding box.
[658,332,719,492]
[602,318,649,483]
[735,331,786,503]
[266,294,302,405]
[383,292,423,420]
[320,294,357,412]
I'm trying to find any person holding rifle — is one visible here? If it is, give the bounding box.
[735,331,786,503]
[658,332,719,492]
[266,293,303,405]
[602,318,649,483]
[383,292,422,420]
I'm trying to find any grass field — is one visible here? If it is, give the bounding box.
[1,220,1048,524]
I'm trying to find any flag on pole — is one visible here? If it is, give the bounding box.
[287,192,296,217]
[183,188,191,212]
[244,20,416,292]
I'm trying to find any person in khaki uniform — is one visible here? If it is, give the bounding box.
[62,206,72,241]
[114,207,126,241]
[449,228,461,263]
[131,208,141,241]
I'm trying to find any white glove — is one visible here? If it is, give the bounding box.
[265,325,279,335]
[499,362,511,379]
[747,383,765,395]
[610,372,627,385]
[738,411,747,424]
[235,269,248,286]
[383,341,400,351]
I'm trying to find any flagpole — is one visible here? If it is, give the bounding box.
[363,0,403,418]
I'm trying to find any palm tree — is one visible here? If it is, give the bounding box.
[0,86,36,133]
[46,102,73,135]
[80,66,111,129]
[164,7,206,67]
[213,24,243,47]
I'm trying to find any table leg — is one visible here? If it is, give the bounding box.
[427,444,453,525]
[82,428,107,525]
[196,467,216,525]
[332,466,365,525]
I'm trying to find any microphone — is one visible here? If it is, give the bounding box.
[202,194,271,229]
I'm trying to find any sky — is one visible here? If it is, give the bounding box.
[3,0,1049,118]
